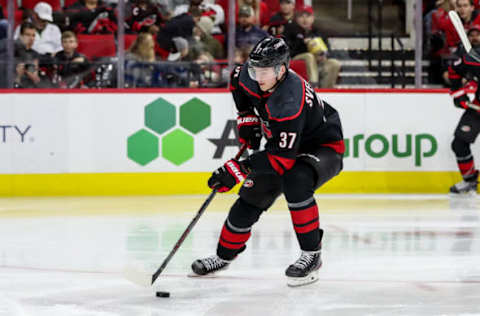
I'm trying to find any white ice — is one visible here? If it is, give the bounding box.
[0,194,479,316]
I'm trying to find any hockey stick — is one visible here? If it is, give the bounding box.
[124,144,248,287]
[449,10,480,62]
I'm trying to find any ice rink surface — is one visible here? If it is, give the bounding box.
[1,194,479,316]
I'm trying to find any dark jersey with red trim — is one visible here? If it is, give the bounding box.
[230,65,344,175]
[448,47,480,104]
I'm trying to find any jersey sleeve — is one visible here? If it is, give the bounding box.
[448,59,466,90]
[229,65,254,115]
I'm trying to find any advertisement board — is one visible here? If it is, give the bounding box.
[0,90,471,195]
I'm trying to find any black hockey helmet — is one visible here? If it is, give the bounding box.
[247,36,290,71]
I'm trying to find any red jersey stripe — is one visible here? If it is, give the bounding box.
[321,140,346,154]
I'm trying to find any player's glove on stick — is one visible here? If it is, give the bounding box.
[208,159,249,192]
[237,113,262,150]
[450,88,470,109]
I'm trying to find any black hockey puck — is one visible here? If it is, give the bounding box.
[156,291,170,298]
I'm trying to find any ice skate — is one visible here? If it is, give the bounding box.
[285,249,322,287]
[190,255,231,277]
[449,179,478,195]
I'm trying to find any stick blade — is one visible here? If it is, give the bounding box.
[123,264,152,287]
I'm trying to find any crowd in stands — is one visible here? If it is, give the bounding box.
[424,0,480,86]
[0,0,340,89]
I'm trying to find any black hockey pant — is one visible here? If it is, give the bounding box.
[451,109,480,180]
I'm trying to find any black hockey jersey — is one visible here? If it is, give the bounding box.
[448,47,480,105]
[230,65,344,175]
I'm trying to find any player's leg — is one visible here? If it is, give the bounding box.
[450,109,480,194]
[282,147,342,286]
[191,172,282,276]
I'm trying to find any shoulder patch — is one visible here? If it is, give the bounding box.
[265,72,305,121]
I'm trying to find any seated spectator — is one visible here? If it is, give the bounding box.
[54,31,90,88]
[65,0,117,34]
[14,2,62,55]
[173,0,224,34]
[308,37,340,88]
[15,22,39,61]
[235,5,268,49]
[190,16,224,59]
[238,0,270,27]
[14,43,54,89]
[233,45,252,64]
[14,58,46,88]
[125,0,168,35]
[283,5,340,87]
[267,0,294,31]
[124,32,156,87]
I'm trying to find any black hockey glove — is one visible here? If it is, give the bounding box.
[237,113,262,150]
[450,88,470,109]
[208,159,249,192]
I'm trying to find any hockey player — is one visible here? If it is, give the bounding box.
[448,25,480,194]
[191,36,345,286]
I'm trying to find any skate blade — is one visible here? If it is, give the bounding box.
[286,270,319,287]
[448,191,477,198]
[187,272,219,278]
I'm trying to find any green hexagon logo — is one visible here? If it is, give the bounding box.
[127,129,159,166]
[162,129,194,166]
[145,97,176,135]
[180,97,211,134]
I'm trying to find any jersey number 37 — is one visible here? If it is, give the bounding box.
[279,132,297,149]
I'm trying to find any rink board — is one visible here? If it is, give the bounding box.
[0,89,472,195]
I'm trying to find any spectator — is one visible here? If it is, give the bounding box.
[190,16,224,59]
[15,22,39,61]
[66,0,117,34]
[268,0,295,30]
[14,57,54,88]
[14,2,62,55]
[125,0,168,35]
[238,0,270,27]
[54,31,90,88]
[234,45,252,64]
[124,32,156,87]
[284,5,340,87]
[308,37,341,88]
[156,9,200,59]
[14,24,54,89]
[236,5,268,49]
[173,0,225,34]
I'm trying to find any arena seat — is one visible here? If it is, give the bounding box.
[63,0,77,9]
[1,0,19,18]
[22,0,61,11]
[124,34,137,50]
[77,34,116,59]
[290,59,309,81]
